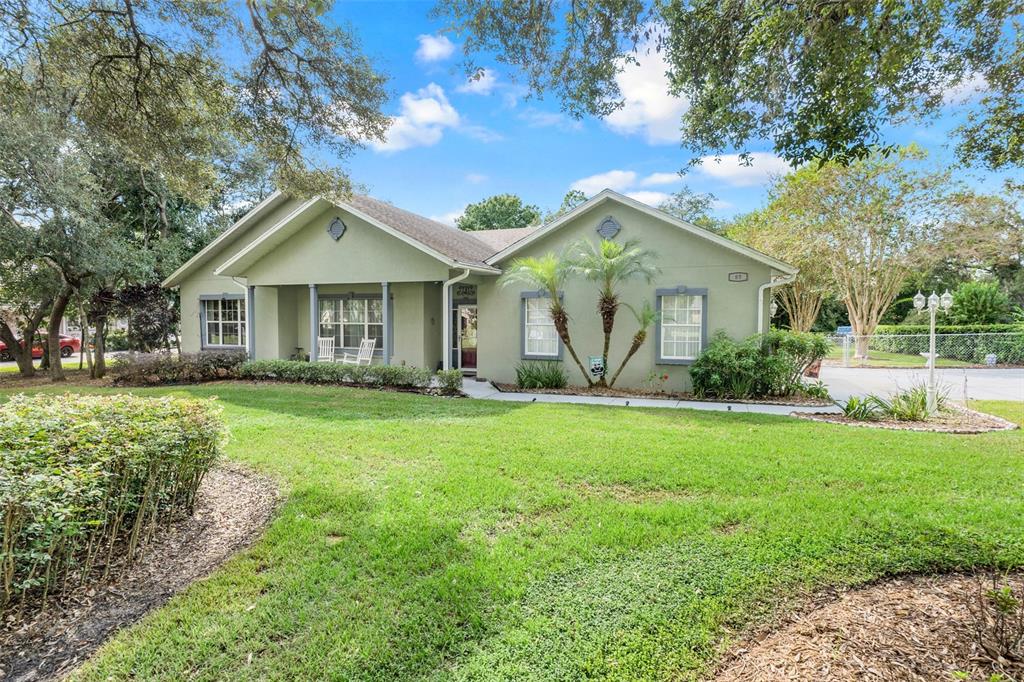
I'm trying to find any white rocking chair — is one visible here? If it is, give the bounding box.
[341,338,376,365]
[317,337,336,362]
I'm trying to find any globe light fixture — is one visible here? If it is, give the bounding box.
[912,289,954,414]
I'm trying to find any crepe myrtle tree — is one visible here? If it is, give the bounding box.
[498,253,593,386]
[568,238,659,387]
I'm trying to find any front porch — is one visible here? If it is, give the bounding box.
[244,278,481,372]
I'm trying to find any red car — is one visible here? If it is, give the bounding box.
[0,335,81,361]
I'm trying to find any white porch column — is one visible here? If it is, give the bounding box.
[381,281,391,365]
[442,269,470,370]
[308,284,318,361]
[246,285,256,359]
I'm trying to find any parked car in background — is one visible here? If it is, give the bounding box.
[0,335,81,361]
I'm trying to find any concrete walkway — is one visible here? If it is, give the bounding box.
[460,378,839,415]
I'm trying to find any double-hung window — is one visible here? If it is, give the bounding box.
[202,297,246,347]
[320,297,383,349]
[658,290,705,362]
[523,295,559,358]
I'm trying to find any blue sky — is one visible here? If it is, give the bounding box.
[331,2,1018,225]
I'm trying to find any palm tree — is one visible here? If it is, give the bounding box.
[607,301,658,387]
[498,253,593,386]
[568,239,659,387]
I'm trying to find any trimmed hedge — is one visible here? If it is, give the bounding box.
[868,326,1024,364]
[873,324,1024,335]
[112,350,248,386]
[1,394,225,610]
[238,359,434,389]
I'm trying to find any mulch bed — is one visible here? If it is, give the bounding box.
[492,382,832,407]
[0,464,279,682]
[793,405,1019,434]
[715,572,1024,682]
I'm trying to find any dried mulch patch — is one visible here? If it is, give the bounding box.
[794,405,1019,434]
[493,382,831,406]
[716,573,1024,682]
[0,464,279,682]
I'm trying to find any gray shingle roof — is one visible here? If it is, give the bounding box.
[346,195,497,266]
[468,227,539,252]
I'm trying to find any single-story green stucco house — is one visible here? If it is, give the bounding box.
[163,189,796,389]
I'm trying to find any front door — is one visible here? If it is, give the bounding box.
[458,305,478,370]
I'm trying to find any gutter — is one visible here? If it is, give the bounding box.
[442,268,471,371]
[757,273,797,333]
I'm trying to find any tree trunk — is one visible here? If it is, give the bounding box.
[608,330,647,387]
[550,305,593,387]
[93,316,108,379]
[0,322,35,377]
[47,284,74,382]
[595,294,618,388]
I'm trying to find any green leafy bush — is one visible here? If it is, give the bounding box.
[870,385,947,421]
[0,394,225,610]
[237,360,433,389]
[105,329,130,351]
[949,281,1012,325]
[435,369,464,395]
[689,330,830,399]
[112,350,247,386]
[515,361,568,389]
[874,324,1024,335]
[839,395,881,421]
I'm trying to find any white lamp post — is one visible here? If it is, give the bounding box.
[912,289,953,414]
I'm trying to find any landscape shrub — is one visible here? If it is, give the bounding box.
[111,350,247,385]
[0,393,225,610]
[948,281,1013,325]
[839,395,881,421]
[870,385,947,421]
[435,369,464,395]
[237,360,434,389]
[515,361,568,389]
[105,329,130,351]
[689,330,830,399]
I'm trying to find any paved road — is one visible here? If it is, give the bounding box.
[819,366,1023,402]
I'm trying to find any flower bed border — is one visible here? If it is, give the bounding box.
[492,382,832,407]
[792,404,1018,434]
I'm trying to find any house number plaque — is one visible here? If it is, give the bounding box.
[728,272,748,282]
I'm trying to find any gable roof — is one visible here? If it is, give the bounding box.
[164,192,501,288]
[467,226,539,252]
[485,189,797,275]
[162,191,289,288]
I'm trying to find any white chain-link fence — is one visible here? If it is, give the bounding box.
[825,332,1024,368]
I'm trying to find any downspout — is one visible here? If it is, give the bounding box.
[442,268,471,371]
[757,273,797,333]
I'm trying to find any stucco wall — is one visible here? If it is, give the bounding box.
[475,202,776,391]
[242,205,450,285]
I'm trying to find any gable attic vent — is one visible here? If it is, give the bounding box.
[596,216,621,239]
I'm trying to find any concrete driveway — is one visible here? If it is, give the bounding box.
[819,366,1024,402]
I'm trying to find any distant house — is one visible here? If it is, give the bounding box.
[163,190,795,389]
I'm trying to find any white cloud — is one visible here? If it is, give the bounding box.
[711,199,733,211]
[639,172,681,187]
[695,153,792,187]
[460,124,503,143]
[457,68,498,95]
[372,83,460,153]
[943,72,988,104]
[570,169,637,195]
[625,190,670,206]
[415,34,456,62]
[604,45,688,145]
[430,209,464,226]
[465,173,488,184]
[519,108,583,132]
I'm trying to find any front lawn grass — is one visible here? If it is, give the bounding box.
[4,383,1021,681]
